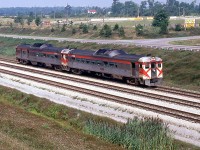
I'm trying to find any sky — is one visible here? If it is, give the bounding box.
[0,0,198,8]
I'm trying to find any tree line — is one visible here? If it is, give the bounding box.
[111,0,200,17]
[0,0,200,18]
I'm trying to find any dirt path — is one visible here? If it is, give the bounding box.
[1,33,200,51]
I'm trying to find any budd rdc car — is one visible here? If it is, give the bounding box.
[16,43,163,86]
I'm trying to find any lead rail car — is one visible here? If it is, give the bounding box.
[16,43,163,86]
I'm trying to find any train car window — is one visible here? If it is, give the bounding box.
[86,59,90,64]
[71,57,75,61]
[50,55,55,59]
[39,53,44,57]
[103,61,108,67]
[139,64,142,68]
[109,63,116,68]
[81,59,85,63]
[91,61,96,65]
[158,63,162,68]
[97,61,103,66]
[55,55,58,59]
[132,63,135,68]
[145,63,149,69]
[76,58,80,62]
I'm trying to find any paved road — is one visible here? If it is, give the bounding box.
[1,34,200,52]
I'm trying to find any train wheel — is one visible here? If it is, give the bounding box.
[54,65,62,71]
[71,69,82,75]
[22,60,28,65]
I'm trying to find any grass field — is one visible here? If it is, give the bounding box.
[1,16,200,39]
[170,39,200,46]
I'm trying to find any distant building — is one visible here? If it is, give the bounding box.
[42,20,51,26]
[87,10,97,14]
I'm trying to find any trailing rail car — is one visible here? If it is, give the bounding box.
[16,43,163,86]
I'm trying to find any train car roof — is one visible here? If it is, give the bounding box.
[70,49,145,62]
[17,43,149,62]
[17,43,64,53]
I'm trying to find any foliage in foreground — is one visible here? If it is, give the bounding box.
[84,118,175,150]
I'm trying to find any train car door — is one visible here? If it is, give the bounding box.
[22,49,28,60]
[132,62,135,77]
[132,62,139,77]
[151,62,157,78]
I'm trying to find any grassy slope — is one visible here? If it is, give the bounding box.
[0,87,124,150]
[170,39,200,46]
[0,37,199,91]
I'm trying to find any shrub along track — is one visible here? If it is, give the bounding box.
[0,62,200,124]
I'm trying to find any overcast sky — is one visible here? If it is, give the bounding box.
[0,0,198,8]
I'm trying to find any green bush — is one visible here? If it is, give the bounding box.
[113,23,119,31]
[51,27,55,32]
[79,23,84,29]
[99,24,112,37]
[72,28,76,34]
[135,24,144,36]
[93,25,98,30]
[118,26,125,37]
[143,26,160,38]
[84,118,175,150]
[175,24,182,31]
[160,22,168,34]
[61,24,66,32]
[82,24,88,34]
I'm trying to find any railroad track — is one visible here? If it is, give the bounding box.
[156,86,200,99]
[0,60,200,110]
[1,57,200,99]
[0,61,200,109]
[0,68,200,124]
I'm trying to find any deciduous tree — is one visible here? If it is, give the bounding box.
[152,10,169,34]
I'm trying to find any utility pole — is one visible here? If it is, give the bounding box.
[102,8,106,24]
[65,2,71,24]
[137,7,140,17]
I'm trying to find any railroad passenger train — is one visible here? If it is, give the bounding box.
[16,43,163,86]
